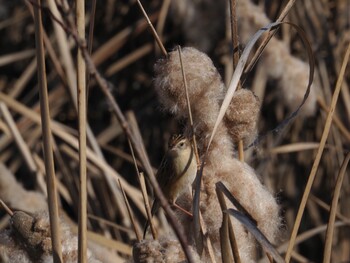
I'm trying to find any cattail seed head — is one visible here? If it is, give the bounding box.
[224,89,260,143]
[154,47,225,117]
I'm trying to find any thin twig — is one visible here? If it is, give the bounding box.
[0,199,14,217]
[178,45,206,255]
[118,179,142,242]
[177,46,200,166]
[309,195,350,223]
[155,0,171,55]
[317,96,350,141]
[33,1,62,261]
[86,0,96,103]
[229,0,240,76]
[127,137,157,239]
[323,152,350,263]
[136,0,167,56]
[87,214,134,233]
[0,102,42,179]
[76,0,87,261]
[216,188,235,263]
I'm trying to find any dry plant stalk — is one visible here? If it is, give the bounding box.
[76,0,88,262]
[33,0,62,261]
[323,153,350,263]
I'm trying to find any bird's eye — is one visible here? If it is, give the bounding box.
[178,142,185,148]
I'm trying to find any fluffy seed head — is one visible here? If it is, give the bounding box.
[154,47,225,117]
[224,89,260,143]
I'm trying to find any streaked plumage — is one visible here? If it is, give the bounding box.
[143,134,197,238]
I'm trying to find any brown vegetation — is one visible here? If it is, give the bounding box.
[0,0,349,262]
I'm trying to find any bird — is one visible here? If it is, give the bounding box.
[143,134,197,238]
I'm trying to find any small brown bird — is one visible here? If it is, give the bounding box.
[143,134,197,238]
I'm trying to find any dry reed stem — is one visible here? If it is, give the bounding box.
[67,224,133,255]
[96,121,122,145]
[118,179,142,242]
[59,144,99,177]
[92,14,158,66]
[101,144,151,172]
[25,0,67,85]
[138,171,157,239]
[9,58,37,98]
[33,0,62,261]
[85,230,132,255]
[216,189,236,263]
[0,49,35,66]
[0,102,39,176]
[126,112,167,239]
[156,0,171,49]
[87,214,134,234]
[76,0,88,261]
[309,195,350,223]
[317,97,350,141]
[178,46,200,166]
[106,43,153,76]
[127,132,157,239]
[277,222,348,256]
[0,199,14,216]
[323,153,350,263]
[52,138,80,212]
[229,0,239,75]
[154,0,170,56]
[32,152,73,205]
[0,101,47,193]
[269,142,327,154]
[87,0,96,58]
[227,216,240,263]
[47,0,77,101]
[285,43,350,262]
[85,0,96,104]
[136,0,167,56]
[0,120,10,135]
[197,212,216,263]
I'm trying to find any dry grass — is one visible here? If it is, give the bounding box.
[0,0,349,262]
